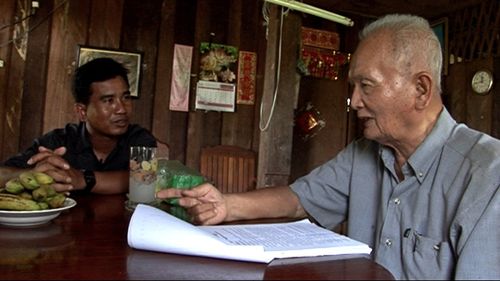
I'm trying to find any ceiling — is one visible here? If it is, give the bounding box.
[303,0,484,20]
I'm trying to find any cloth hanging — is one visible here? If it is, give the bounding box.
[169,44,193,112]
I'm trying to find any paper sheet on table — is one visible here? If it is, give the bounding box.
[127,204,371,263]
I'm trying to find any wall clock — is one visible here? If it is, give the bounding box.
[471,69,493,95]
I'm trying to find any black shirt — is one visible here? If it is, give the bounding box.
[4,122,157,171]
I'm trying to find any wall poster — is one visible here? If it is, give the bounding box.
[195,42,238,112]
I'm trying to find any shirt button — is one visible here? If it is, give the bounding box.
[418,172,423,177]
[385,239,392,247]
[394,198,401,205]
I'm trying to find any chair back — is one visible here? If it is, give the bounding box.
[200,145,256,193]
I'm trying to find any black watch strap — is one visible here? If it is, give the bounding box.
[82,169,96,192]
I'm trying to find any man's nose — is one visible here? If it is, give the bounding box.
[350,88,363,110]
[115,99,128,113]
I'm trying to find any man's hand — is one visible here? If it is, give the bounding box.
[155,183,227,225]
[27,146,81,193]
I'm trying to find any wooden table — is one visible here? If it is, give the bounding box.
[0,194,394,280]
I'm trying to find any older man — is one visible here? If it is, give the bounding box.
[156,14,500,279]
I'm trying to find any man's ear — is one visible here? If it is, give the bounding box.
[414,72,433,110]
[74,103,87,122]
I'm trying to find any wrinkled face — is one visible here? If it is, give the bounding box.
[77,76,133,138]
[348,31,417,146]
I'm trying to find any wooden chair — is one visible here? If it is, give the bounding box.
[200,145,256,193]
[156,139,170,159]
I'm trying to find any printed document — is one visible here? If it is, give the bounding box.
[127,204,371,263]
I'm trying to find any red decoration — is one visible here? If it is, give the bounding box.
[300,27,350,80]
[301,47,350,80]
[301,27,339,50]
[237,51,257,105]
[295,102,326,141]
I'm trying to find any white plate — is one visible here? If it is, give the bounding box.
[0,198,77,227]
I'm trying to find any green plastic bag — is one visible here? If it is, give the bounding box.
[156,160,205,221]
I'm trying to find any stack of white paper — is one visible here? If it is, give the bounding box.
[127,204,371,263]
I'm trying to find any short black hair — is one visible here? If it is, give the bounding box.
[72,57,129,104]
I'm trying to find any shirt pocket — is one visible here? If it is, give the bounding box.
[402,229,454,279]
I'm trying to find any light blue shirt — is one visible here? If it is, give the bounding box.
[290,108,500,280]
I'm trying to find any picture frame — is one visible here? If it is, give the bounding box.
[431,18,449,76]
[77,46,143,97]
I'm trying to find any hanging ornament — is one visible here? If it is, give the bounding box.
[294,102,326,141]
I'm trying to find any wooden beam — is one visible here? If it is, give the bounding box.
[257,6,301,187]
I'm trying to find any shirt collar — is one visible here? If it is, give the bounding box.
[76,122,131,164]
[77,122,93,152]
[407,107,457,183]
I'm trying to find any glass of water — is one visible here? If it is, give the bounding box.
[126,146,157,210]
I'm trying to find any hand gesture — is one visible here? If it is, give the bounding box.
[156,182,227,225]
[27,146,76,193]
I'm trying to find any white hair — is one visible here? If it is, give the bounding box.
[360,14,443,93]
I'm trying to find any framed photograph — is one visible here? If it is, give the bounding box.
[77,46,143,97]
[431,18,449,76]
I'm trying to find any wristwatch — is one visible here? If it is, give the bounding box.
[82,169,96,192]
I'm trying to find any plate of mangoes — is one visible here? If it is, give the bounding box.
[0,171,76,227]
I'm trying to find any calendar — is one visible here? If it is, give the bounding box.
[195,80,236,112]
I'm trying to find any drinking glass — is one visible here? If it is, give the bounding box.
[126,146,157,210]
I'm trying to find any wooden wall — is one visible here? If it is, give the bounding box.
[444,0,499,138]
[0,0,498,186]
[289,2,500,181]
[0,0,265,172]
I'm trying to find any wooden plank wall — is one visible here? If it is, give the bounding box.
[446,58,497,137]
[0,0,18,160]
[256,6,302,187]
[287,1,500,182]
[448,0,500,61]
[445,0,499,138]
[0,0,264,173]
[183,0,264,169]
[288,14,366,182]
[0,0,498,186]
